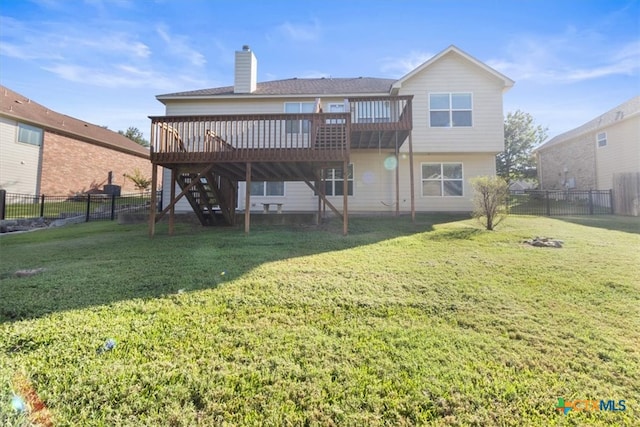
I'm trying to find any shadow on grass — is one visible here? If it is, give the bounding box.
[552,215,640,235]
[0,213,469,323]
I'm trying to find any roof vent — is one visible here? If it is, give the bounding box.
[242,45,251,51]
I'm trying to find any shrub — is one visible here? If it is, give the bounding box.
[470,176,509,230]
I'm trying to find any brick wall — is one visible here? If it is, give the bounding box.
[538,134,596,190]
[40,131,151,195]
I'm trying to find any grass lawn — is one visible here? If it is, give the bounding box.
[0,215,638,426]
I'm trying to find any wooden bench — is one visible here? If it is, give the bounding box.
[261,203,283,214]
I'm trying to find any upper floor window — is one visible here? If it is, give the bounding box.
[422,163,463,197]
[597,132,607,148]
[250,181,285,197]
[285,102,315,134]
[18,123,43,146]
[429,93,472,127]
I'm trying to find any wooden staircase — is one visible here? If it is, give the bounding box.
[176,172,237,226]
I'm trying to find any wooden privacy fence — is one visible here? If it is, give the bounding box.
[613,173,640,216]
[508,190,613,216]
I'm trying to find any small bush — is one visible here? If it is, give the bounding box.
[470,176,509,230]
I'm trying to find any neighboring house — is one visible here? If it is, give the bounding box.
[535,96,640,191]
[149,45,514,234]
[0,85,151,196]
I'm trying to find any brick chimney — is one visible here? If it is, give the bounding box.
[234,45,257,94]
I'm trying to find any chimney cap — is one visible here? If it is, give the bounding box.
[242,45,251,51]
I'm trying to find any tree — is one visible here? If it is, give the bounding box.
[124,168,152,193]
[470,176,509,231]
[497,110,547,184]
[118,126,149,147]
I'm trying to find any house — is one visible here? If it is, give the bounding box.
[149,45,514,235]
[534,96,640,215]
[0,85,151,196]
[535,96,640,191]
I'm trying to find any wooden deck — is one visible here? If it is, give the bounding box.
[148,96,414,235]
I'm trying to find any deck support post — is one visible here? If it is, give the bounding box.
[149,160,158,238]
[245,162,251,234]
[395,132,400,217]
[409,131,415,222]
[169,168,176,235]
[343,160,348,235]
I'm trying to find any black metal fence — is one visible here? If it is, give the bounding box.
[508,190,613,216]
[0,190,162,222]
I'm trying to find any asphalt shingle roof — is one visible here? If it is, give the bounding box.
[158,77,396,98]
[0,85,150,158]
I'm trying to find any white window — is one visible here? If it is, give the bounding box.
[285,102,315,134]
[18,123,43,146]
[422,163,463,196]
[250,181,285,197]
[326,103,346,124]
[429,93,472,127]
[597,132,607,148]
[322,164,354,196]
[355,100,391,123]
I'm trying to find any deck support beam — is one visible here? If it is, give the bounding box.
[303,178,342,220]
[245,162,251,234]
[343,160,348,235]
[395,132,400,217]
[169,168,176,235]
[409,131,415,222]
[149,159,158,238]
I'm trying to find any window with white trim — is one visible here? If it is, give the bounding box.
[285,102,315,134]
[250,181,285,197]
[597,132,607,148]
[321,164,354,196]
[18,123,43,146]
[429,93,472,127]
[326,103,346,124]
[422,163,463,196]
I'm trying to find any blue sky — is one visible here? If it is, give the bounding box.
[1,0,638,141]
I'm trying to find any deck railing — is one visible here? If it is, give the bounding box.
[349,95,413,131]
[149,96,413,163]
[150,112,351,163]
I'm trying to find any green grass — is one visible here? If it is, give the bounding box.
[0,215,639,426]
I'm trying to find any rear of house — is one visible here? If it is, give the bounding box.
[152,45,513,225]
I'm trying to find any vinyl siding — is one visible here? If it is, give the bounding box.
[0,116,41,194]
[163,97,347,116]
[595,115,640,189]
[165,152,496,214]
[397,52,505,153]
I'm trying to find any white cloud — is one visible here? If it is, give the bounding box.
[42,63,203,91]
[275,20,321,42]
[379,51,435,77]
[156,24,206,67]
[487,32,639,84]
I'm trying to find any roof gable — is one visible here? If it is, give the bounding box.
[0,85,149,159]
[391,45,514,92]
